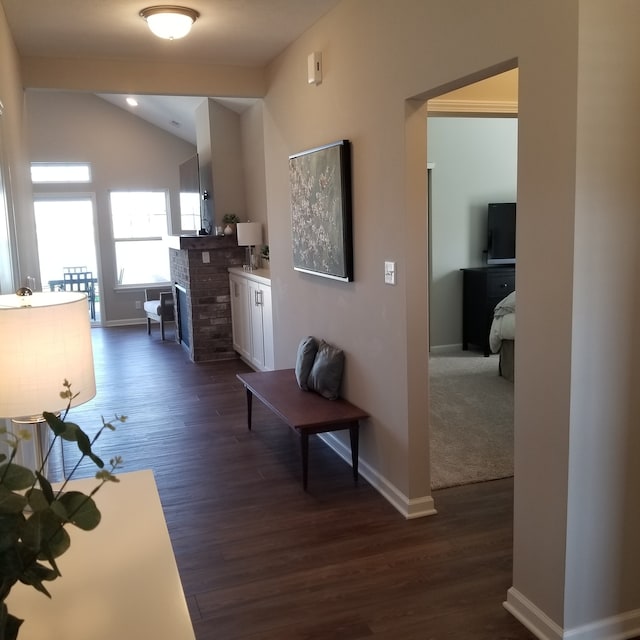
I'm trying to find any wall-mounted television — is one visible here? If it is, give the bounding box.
[486,202,516,265]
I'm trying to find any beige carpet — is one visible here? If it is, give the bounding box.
[429,351,514,490]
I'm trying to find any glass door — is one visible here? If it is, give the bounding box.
[33,195,101,323]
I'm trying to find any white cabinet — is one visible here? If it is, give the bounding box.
[228,268,274,371]
[229,272,250,360]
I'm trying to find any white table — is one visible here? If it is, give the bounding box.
[6,469,195,640]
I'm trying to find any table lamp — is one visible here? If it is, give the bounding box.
[236,222,262,271]
[0,289,96,472]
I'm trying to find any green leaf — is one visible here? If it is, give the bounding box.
[88,452,104,468]
[18,560,58,597]
[0,486,28,514]
[21,509,70,560]
[0,602,24,640]
[75,429,92,454]
[59,421,80,442]
[26,488,49,513]
[49,500,68,521]
[59,492,101,531]
[0,464,35,491]
[43,411,66,437]
[0,513,25,552]
[35,471,54,504]
[96,470,120,483]
[40,526,70,562]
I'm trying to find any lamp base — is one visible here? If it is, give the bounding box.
[243,246,260,271]
[11,416,49,474]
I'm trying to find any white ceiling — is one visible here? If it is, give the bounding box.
[2,0,341,143]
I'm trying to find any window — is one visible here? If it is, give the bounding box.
[110,191,171,285]
[31,163,91,183]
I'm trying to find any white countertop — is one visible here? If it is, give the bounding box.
[228,266,271,286]
[6,469,195,640]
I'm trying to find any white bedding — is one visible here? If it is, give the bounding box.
[490,291,515,353]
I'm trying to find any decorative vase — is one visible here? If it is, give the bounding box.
[224,224,233,236]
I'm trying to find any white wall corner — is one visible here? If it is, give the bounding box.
[319,433,437,519]
[504,587,562,640]
[504,588,640,640]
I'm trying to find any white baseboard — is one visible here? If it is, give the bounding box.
[429,343,462,354]
[504,587,640,640]
[504,588,564,639]
[319,433,437,519]
[102,319,145,327]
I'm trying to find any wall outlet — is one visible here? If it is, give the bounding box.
[135,300,142,310]
[202,251,210,264]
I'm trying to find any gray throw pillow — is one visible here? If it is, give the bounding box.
[307,340,345,400]
[295,336,318,390]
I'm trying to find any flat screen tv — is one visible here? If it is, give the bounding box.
[486,202,516,265]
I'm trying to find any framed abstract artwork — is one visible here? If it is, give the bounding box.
[289,139,353,281]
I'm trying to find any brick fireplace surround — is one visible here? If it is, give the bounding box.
[169,235,245,363]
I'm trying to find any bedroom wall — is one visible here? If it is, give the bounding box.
[427,116,518,350]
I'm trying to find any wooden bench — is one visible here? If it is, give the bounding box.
[236,369,369,490]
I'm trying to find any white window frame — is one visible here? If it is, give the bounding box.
[109,190,171,287]
[30,162,92,184]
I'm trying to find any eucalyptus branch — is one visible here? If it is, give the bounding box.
[0,380,125,639]
[55,414,125,497]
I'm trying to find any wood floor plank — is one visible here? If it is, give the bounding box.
[46,326,538,639]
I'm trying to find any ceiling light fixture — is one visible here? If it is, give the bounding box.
[139,5,200,40]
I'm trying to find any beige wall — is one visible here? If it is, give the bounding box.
[241,101,268,245]
[564,0,640,628]
[0,3,35,291]
[25,91,196,322]
[259,0,637,634]
[2,0,640,636]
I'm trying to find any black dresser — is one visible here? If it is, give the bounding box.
[461,266,515,356]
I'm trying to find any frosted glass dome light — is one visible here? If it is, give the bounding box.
[140,6,199,40]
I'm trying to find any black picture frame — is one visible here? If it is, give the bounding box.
[289,140,353,282]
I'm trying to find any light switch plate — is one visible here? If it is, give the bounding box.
[384,261,396,285]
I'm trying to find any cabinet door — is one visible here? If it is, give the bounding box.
[260,285,274,371]
[247,279,266,370]
[229,274,250,360]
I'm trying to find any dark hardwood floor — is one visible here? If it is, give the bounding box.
[48,326,536,640]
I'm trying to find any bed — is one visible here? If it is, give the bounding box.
[489,291,515,382]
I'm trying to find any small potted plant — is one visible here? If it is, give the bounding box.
[222,214,240,236]
[0,380,125,639]
[260,245,270,265]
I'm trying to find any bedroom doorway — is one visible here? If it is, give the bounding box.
[424,68,518,492]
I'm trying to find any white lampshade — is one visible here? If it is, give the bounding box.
[0,291,96,419]
[140,6,199,40]
[236,222,262,247]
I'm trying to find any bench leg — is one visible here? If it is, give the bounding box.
[350,423,360,484]
[301,432,309,491]
[245,387,253,430]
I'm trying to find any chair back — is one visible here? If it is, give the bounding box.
[63,271,94,293]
